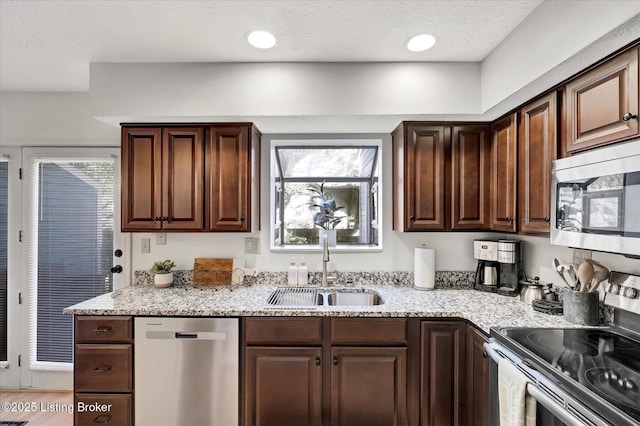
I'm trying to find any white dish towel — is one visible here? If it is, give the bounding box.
[498,358,537,426]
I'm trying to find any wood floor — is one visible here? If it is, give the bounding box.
[0,390,73,426]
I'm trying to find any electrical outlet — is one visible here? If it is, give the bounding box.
[573,249,592,265]
[156,233,167,245]
[141,238,150,253]
[244,237,260,254]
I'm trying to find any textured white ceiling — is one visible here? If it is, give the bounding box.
[0,0,543,91]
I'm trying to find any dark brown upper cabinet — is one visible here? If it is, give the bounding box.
[563,47,639,154]
[489,113,518,233]
[451,125,490,230]
[121,123,260,232]
[206,124,261,232]
[392,123,489,232]
[518,92,558,234]
[121,127,204,231]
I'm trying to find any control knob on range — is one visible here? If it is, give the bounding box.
[623,287,638,299]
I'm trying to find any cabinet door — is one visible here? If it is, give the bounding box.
[564,48,639,154]
[421,321,465,426]
[490,114,518,232]
[162,128,204,230]
[519,93,557,234]
[405,125,447,231]
[451,125,490,230]
[244,347,322,426]
[121,127,163,230]
[331,347,407,426]
[207,126,251,231]
[465,325,490,426]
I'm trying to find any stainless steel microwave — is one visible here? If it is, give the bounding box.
[551,140,640,257]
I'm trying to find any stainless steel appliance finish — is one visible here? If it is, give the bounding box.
[135,317,239,426]
[485,271,640,426]
[551,140,640,257]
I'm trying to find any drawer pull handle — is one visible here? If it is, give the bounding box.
[93,414,112,423]
[622,112,638,121]
[93,365,112,373]
[93,326,112,333]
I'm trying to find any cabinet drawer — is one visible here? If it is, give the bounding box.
[75,316,133,343]
[75,393,132,426]
[245,317,323,345]
[75,344,133,392]
[331,318,408,345]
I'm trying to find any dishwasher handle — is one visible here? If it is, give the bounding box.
[145,330,227,341]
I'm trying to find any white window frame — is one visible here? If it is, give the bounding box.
[269,138,383,252]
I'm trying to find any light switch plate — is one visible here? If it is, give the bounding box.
[244,237,260,254]
[573,249,592,265]
[141,238,150,253]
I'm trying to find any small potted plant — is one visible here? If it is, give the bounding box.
[150,259,175,288]
[308,181,344,246]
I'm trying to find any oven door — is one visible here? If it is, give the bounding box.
[551,140,640,256]
[484,342,610,426]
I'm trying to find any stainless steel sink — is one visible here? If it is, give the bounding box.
[319,291,382,306]
[267,287,382,307]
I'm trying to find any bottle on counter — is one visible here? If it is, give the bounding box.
[297,257,308,286]
[288,257,298,286]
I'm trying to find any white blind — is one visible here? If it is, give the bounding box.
[0,160,7,361]
[29,160,115,364]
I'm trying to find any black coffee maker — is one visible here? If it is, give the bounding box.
[474,240,499,293]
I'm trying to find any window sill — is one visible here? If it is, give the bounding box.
[271,244,382,253]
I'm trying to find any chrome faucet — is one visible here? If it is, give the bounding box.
[321,234,331,287]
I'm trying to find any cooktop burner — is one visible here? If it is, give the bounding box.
[504,328,640,422]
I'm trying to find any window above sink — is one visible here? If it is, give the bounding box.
[269,138,382,252]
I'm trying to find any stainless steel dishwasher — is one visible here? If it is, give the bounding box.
[135,317,239,426]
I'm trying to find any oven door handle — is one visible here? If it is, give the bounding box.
[483,342,501,363]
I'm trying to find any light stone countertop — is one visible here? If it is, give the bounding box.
[64,282,582,334]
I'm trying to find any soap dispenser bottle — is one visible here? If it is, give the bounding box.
[297,257,308,286]
[288,257,298,286]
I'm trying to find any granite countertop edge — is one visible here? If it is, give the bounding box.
[63,283,585,334]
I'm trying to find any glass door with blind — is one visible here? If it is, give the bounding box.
[20,148,126,389]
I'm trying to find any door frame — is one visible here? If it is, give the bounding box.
[0,147,22,388]
[20,147,128,390]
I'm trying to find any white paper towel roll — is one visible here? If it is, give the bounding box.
[414,248,436,290]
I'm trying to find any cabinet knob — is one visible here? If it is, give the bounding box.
[333,357,339,366]
[622,112,638,121]
[154,217,161,221]
[162,216,169,222]
[544,216,550,223]
[240,216,245,222]
[482,351,488,359]
[507,216,513,222]
[409,215,416,222]
[315,358,321,366]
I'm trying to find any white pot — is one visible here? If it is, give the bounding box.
[154,272,174,288]
[319,229,337,247]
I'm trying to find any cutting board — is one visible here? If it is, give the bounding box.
[193,258,234,285]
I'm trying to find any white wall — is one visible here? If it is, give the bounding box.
[481,2,640,113]
[0,92,119,146]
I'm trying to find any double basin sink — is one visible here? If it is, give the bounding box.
[267,287,382,307]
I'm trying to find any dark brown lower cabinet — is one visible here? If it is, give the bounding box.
[331,347,407,426]
[466,324,490,426]
[244,347,323,426]
[420,321,466,426]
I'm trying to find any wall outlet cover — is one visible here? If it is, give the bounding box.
[156,233,167,245]
[573,249,592,265]
[244,237,260,254]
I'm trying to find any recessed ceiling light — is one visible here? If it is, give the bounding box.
[247,30,277,49]
[406,34,436,52]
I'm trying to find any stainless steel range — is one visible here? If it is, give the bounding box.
[485,272,640,426]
